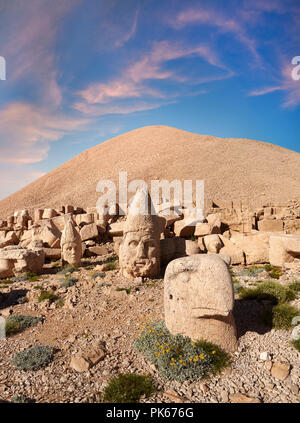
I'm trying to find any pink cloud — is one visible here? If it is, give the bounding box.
[0,102,89,164]
[248,62,300,108]
[2,0,79,108]
[171,6,261,64]
[76,40,232,115]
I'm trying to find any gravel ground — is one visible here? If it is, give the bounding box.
[0,256,299,403]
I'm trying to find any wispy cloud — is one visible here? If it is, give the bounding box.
[75,40,232,115]
[1,0,79,108]
[171,6,261,64]
[115,7,139,47]
[248,61,300,108]
[0,102,89,164]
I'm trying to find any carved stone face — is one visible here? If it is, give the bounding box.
[62,241,81,266]
[119,229,160,278]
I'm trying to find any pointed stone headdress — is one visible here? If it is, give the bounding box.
[124,188,165,235]
[61,217,81,245]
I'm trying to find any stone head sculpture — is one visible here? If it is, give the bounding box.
[61,218,82,266]
[119,188,164,279]
[164,254,237,352]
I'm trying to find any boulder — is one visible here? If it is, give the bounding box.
[164,254,237,352]
[42,208,57,219]
[202,234,223,253]
[107,221,124,237]
[80,223,98,241]
[0,231,18,248]
[258,219,283,232]
[0,246,45,278]
[219,237,244,265]
[269,234,300,267]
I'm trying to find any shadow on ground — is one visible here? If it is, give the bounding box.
[234,298,272,338]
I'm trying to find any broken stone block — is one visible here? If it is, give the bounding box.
[42,208,57,219]
[258,219,283,232]
[271,362,290,381]
[269,234,300,267]
[80,223,98,241]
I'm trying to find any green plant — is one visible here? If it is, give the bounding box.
[34,285,44,290]
[60,277,78,288]
[11,395,33,403]
[237,266,264,277]
[56,299,65,308]
[103,261,118,271]
[92,272,106,280]
[116,287,132,294]
[239,281,296,304]
[58,265,77,275]
[17,296,27,304]
[264,264,282,279]
[262,303,299,329]
[38,290,58,303]
[97,282,111,289]
[11,276,28,282]
[12,345,55,371]
[0,279,12,285]
[134,321,229,382]
[5,315,43,336]
[103,373,155,403]
[291,339,300,352]
[289,281,300,293]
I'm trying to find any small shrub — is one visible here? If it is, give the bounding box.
[116,287,132,294]
[237,267,264,277]
[12,345,55,371]
[56,299,65,308]
[264,264,282,279]
[289,281,300,293]
[17,296,27,305]
[6,315,43,336]
[292,339,300,352]
[58,265,77,275]
[262,304,300,329]
[92,272,106,280]
[38,291,58,303]
[28,276,41,282]
[134,321,229,382]
[11,395,33,403]
[34,285,44,290]
[239,281,296,304]
[0,279,12,285]
[11,276,28,282]
[103,373,155,403]
[60,277,78,288]
[103,261,117,271]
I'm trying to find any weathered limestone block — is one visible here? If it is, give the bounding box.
[80,223,98,241]
[0,246,45,278]
[40,224,61,248]
[42,208,57,219]
[160,238,200,265]
[284,219,300,234]
[269,234,300,267]
[219,236,245,265]
[258,219,283,232]
[206,213,222,233]
[230,233,269,265]
[194,222,211,237]
[174,218,196,237]
[43,248,61,260]
[61,219,82,267]
[202,234,223,253]
[34,209,44,222]
[107,221,124,237]
[0,231,18,248]
[119,188,164,279]
[164,254,237,352]
[75,213,95,226]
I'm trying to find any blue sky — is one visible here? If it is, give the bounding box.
[0,0,299,199]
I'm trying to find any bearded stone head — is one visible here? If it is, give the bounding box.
[119,188,164,279]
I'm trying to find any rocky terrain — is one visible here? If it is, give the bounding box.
[0,252,300,404]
